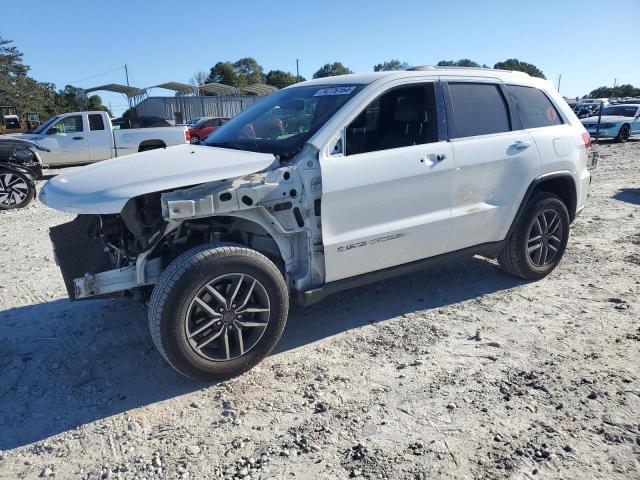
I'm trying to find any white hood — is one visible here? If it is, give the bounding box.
[40,144,275,214]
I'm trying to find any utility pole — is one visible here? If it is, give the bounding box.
[557,74,561,93]
[124,64,132,110]
[296,59,300,80]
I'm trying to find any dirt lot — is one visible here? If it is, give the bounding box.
[0,141,639,480]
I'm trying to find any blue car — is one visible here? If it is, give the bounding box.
[580,104,640,142]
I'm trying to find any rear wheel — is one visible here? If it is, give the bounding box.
[190,135,200,144]
[498,192,570,280]
[0,170,35,210]
[148,244,288,381]
[616,124,630,143]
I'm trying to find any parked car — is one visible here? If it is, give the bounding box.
[186,117,205,127]
[41,68,593,381]
[188,117,230,143]
[574,103,601,119]
[0,139,45,209]
[580,104,640,142]
[0,111,189,166]
[111,116,171,129]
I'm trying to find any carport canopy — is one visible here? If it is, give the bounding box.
[83,83,145,98]
[149,82,198,95]
[198,83,238,96]
[239,84,279,96]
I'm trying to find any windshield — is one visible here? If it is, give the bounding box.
[601,106,638,117]
[31,115,60,134]
[202,84,364,156]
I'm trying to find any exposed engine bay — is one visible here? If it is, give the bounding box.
[49,147,326,301]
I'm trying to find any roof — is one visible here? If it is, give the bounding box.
[238,84,279,96]
[198,83,238,96]
[83,84,145,98]
[294,67,539,88]
[148,82,197,95]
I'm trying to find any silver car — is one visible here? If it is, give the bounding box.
[581,104,640,142]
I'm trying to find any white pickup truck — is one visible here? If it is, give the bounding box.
[1,111,189,166]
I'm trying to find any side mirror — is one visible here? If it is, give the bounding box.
[46,128,57,135]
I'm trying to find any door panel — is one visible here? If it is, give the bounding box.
[321,141,453,282]
[449,132,540,250]
[40,115,89,165]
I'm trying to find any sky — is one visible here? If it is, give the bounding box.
[3,0,640,116]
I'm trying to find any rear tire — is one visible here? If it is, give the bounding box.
[498,192,570,280]
[148,243,288,381]
[0,169,35,210]
[616,124,630,143]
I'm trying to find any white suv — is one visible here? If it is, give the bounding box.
[41,67,593,381]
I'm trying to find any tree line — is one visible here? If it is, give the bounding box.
[0,36,109,120]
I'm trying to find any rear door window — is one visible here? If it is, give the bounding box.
[507,85,563,129]
[447,83,510,138]
[89,114,105,131]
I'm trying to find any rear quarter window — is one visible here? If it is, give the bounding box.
[507,85,563,129]
[447,83,511,138]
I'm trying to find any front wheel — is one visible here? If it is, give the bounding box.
[616,124,630,143]
[0,169,35,210]
[148,244,289,381]
[498,192,570,280]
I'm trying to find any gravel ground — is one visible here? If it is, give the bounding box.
[0,141,639,480]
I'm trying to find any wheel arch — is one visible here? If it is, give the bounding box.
[177,213,292,274]
[506,172,577,239]
[138,139,167,152]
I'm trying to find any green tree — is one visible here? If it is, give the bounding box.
[207,61,239,86]
[437,59,488,68]
[493,59,546,79]
[588,84,640,98]
[233,57,266,85]
[266,70,304,89]
[373,59,409,71]
[312,62,353,79]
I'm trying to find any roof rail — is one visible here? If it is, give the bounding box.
[408,65,530,76]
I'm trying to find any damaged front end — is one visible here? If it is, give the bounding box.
[49,146,325,301]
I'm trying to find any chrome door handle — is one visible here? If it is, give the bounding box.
[421,153,447,164]
[511,140,531,151]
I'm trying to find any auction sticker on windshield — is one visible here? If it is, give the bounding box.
[313,86,357,96]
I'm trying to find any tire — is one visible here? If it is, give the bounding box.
[190,135,200,144]
[0,169,35,210]
[616,124,630,143]
[148,243,289,381]
[498,191,570,280]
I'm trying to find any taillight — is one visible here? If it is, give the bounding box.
[185,130,191,142]
[581,132,591,149]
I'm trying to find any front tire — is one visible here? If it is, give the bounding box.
[616,124,630,143]
[148,244,288,381]
[498,192,570,280]
[0,169,35,210]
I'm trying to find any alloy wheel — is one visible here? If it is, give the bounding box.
[185,273,270,362]
[0,172,29,207]
[619,125,630,142]
[527,208,563,267]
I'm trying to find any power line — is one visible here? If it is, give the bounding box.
[56,65,126,87]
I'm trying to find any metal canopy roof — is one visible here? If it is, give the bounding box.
[198,83,238,96]
[239,84,278,96]
[83,83,145,98]
[149,82,198,95]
